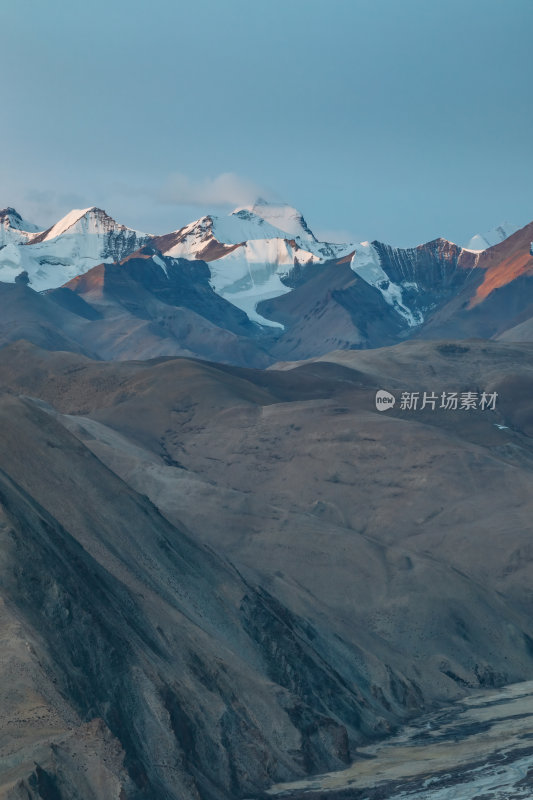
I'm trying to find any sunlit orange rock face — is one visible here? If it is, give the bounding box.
[470,222,533,307]
[65,263,106,292]
[64,263,107,301]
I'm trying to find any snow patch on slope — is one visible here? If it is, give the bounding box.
[207,238,320,328]
[350,242,423,327]
[152,253,169,278]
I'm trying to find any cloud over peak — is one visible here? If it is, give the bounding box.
[158,172,272,208]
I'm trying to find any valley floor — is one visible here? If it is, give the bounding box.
[268,681,533,799]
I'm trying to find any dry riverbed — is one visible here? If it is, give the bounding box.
[266,681,533,799]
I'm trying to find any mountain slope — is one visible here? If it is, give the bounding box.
[256,260,406,359]
[0,246,274,366]
[258,224,533,356]
[0,389,389,800]
[416,220,533,340]
[2,340,533,797]
[0,281,94,355]
[255,237,478,358]
[58,245,273,364]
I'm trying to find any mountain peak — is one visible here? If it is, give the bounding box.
[31,207,98,243]
[30,206,147,245]
[0,206,21,220]
[0,207,42,233]
[464,222,518,252]
[231,199,317,241]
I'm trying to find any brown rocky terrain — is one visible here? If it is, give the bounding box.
[0,339,532,798]
[414,222,533,341]
[0,248,275,367]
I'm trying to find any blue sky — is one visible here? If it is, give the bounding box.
[1,0,532,246]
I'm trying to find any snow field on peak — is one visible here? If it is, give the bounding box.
[232,201,316,241]
[212,212,298,245]
[38,207,98,242]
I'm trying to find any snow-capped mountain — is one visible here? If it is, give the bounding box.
[350,242,424,327]
[0,206,43,246]
[349,237,478,328]
[0,207,150,291]
[0,199,530,347]
[152,202,354,325]
[464,222,518,252]
[350,224,522,330]
[233,198,318,240]
[153,209,521,329]
[0,201,354,322]
[155,215,321,327]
